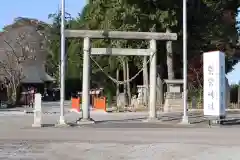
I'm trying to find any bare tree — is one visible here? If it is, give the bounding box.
[188,56,203,91]
[187,56,204,106]
[0,18,50,105]
[0,33,36,105]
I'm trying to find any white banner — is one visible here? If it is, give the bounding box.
[203,51,226,117]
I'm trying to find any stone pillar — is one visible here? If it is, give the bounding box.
[32,93,42,127]
[81,37,92,121]
[192,96,196,109]
[156,75,163,107]
[149,39,157,119]
[79,37,94,124]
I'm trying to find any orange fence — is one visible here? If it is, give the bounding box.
[93,96,106,111]
[71,96,106,112]
[71,97,81,112]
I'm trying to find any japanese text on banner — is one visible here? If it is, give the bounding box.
[207,65,214,110]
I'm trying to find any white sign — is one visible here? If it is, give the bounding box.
[203,51,226,117]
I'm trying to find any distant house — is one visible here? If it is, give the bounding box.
[0,18,54,103]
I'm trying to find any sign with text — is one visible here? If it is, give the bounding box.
[203,51,226,117]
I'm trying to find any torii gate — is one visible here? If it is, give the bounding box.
[65,30,177,123]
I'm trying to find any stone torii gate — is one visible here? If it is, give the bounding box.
[65,30,177,123]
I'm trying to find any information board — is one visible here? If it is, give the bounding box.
[203,51,226,117]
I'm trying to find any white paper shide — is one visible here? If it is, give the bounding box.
[203,51,226,117]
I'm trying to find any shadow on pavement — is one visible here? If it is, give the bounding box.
[29,119,240,129]
[0,109,22,112]
[30,115,209,129]
[42,124,56,127]
[219,119,240,126]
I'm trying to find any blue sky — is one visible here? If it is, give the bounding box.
[0,0,85,29]
[226,63,240,84]
[0,0,239,84]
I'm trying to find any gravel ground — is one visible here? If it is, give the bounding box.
[1,127,240,160]
[1,141,240,160]
[1,105,240,159]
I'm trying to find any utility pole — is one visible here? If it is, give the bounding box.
[181,0,189,124]
[59,0,66,125]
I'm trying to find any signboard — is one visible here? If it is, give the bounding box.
[203,51,226,117]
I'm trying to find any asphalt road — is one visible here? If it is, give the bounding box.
[1,103,240,159]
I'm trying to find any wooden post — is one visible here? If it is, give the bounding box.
[123,59,128,106]
[116,68,119,98]
[166,28,174,80]
[143,56,149,106]
[157,75,163,108]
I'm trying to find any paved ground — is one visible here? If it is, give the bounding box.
[1,102,240,159]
